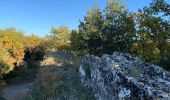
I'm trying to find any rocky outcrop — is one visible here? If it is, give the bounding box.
[79,52,170,100]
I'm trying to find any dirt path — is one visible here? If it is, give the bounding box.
[2,82,33,100]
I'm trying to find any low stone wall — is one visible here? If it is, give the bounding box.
[79,52,170,100]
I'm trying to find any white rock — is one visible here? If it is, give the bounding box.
[118,88,131,99]
[79,65,85,76]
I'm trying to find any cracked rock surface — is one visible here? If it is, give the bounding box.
[79,52,170,100]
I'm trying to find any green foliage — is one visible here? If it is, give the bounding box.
[70,0,135,56]
[45,26,71,52]
[70,0,170,69]
[0,0,170,91]
[134,0,170,64]
[81,3,103,55]
[103,1,135,54]
[142,0,170,16]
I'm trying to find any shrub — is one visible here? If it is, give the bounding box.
[0,43,15,78]
[0,28,25,66]
[23,35,45,61]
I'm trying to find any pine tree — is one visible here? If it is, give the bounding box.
[102,0,135,54]
[78,2,104,55]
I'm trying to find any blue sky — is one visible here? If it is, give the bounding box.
[0,0,169,36]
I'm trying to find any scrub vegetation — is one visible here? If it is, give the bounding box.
[0,0,170,99]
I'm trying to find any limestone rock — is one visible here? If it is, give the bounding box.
[79,52,170,100]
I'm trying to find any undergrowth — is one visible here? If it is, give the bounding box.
[23,52,96,100]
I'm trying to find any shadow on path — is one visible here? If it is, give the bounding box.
[2,82,33,100]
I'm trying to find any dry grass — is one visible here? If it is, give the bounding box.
[40,57,63,67]
[23,53,95,100]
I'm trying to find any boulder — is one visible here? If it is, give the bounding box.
[79,52,170,100]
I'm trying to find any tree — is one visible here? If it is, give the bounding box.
[135,0,170,64]
[45,26,71,51]
[102,0,135,54]
[71,0,135,56]
[78,2,104,55]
